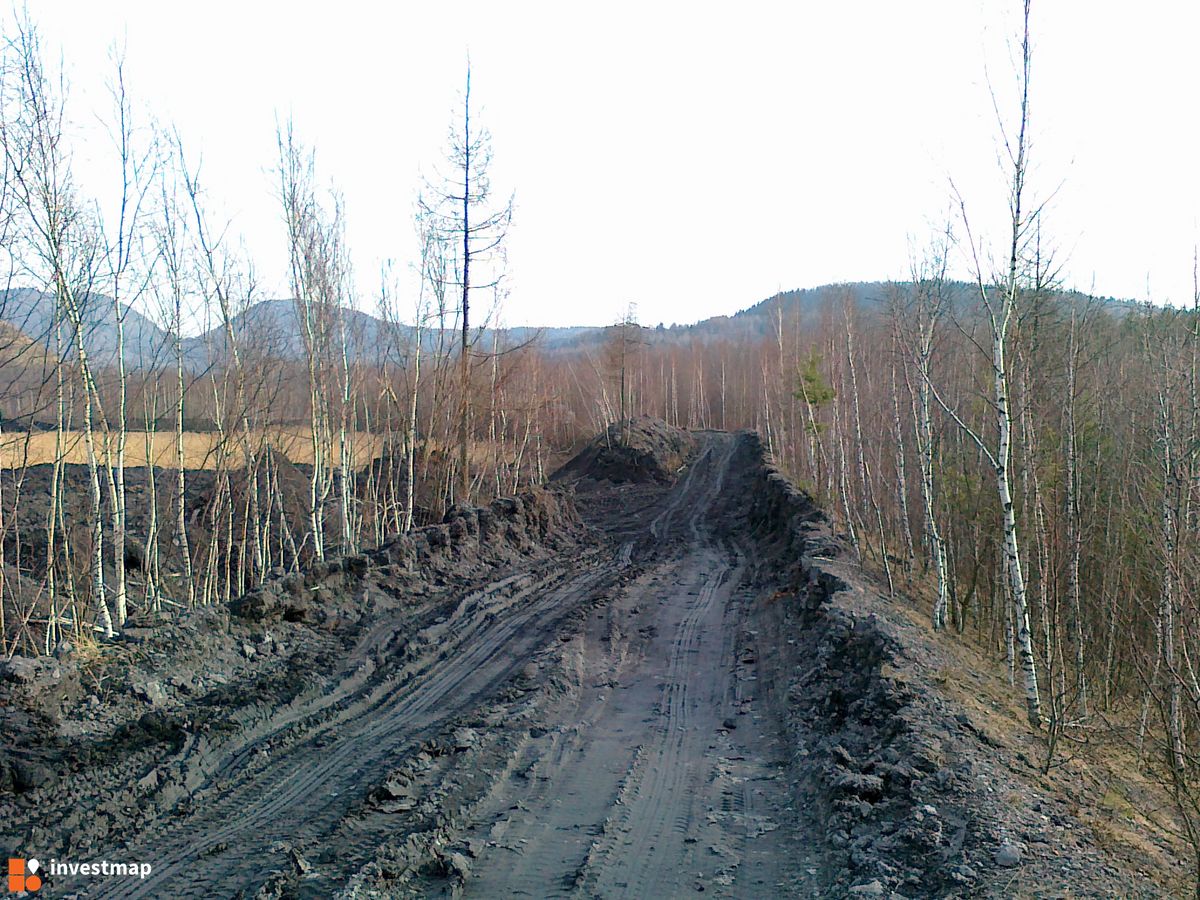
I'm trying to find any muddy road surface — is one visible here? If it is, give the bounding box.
[461,436,817,899]
[109,432,813,898]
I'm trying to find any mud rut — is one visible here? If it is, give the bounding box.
[81,433,820,898]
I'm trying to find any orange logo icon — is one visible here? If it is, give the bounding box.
[7,859,41,893]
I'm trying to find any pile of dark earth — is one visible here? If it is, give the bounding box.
[0,446,440,638]
[0,418,1169,897]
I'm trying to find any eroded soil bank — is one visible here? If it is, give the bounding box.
[0,420,1171,897]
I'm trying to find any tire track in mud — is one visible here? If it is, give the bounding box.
[460,433,810,898]
[579,547,740,898]
[84,557,618,899]
[578,434,748,897]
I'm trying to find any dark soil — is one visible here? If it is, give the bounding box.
[551,415,697,485]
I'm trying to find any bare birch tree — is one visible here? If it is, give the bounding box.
[2,16,115,637]
[941,0,1043,725]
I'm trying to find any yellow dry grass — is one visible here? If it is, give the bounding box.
[0,429,390,470]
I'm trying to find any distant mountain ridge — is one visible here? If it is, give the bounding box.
[0,282,1140,370]
[0,287,172,368]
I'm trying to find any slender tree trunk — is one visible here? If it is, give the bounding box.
[175,326,194,606]
[458,75,473,503]
[110,301,128,627]
[46,315,66,646]
[994,315,1041,726]
[913,311,950,628]
[1064,308,1087,715]
[1157,383,1185,771]
[889,343,915,568]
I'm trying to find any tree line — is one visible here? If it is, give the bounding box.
[0,14,532,652]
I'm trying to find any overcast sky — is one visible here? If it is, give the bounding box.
[24,0,1200,328]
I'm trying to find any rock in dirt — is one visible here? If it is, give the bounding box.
[1,656,37,683]
[11,757,52,792]
[452,727,479,751]
[2,655,58,685]
[131,678,167,707]
[995,841,1024,867]
[831,771,885,801]
[441,850,471,881]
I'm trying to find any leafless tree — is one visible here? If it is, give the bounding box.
[419,64,513,503]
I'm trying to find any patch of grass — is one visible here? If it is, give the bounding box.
[891,574,1192,896]
[0,429,389,470]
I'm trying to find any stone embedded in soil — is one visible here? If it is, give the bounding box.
[11,758,52,792]
[953,864,977,882]
[379,776,413,800]
[131,678,167,707]
[1,656,36,682]
[445,850,471,880]
[995,842,1023,867]
[831,771,885,801]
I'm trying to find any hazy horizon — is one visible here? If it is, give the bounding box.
[17,1,1200,330]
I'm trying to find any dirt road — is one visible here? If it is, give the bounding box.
[54,431,815,898]
[461,435,818,898]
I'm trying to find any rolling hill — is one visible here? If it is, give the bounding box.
[0,282,1138,371]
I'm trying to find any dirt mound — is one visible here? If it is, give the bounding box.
[231,486,583,625]
[727,431,1166,898]
[551,416,696,485]
[0,483,587,891]
[191,447,311,537]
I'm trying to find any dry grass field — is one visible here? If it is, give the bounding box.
[0,428,392,470]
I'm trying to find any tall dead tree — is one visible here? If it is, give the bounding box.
[419,65,513,504]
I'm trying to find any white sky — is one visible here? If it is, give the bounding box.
[22,0,1200,328]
